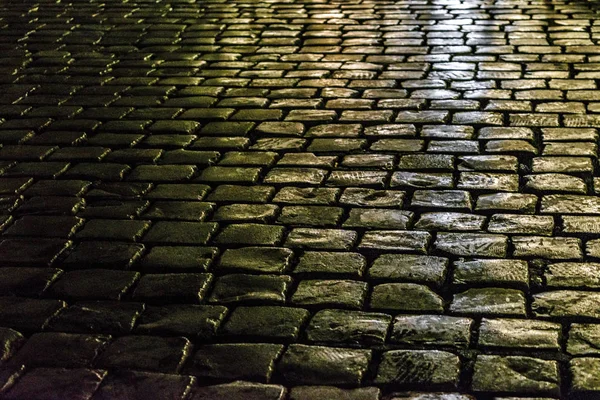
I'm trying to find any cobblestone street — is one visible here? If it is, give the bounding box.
[4,0,600,398]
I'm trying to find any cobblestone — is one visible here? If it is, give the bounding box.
[2,0,600,398]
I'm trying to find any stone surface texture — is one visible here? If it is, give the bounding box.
[0,0,599,398]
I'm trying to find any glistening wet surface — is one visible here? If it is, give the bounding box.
[0,0,600,398]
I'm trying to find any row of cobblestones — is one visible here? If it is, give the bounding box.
[3,0,600,398]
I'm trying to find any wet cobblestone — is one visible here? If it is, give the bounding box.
[2,0,600,398]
